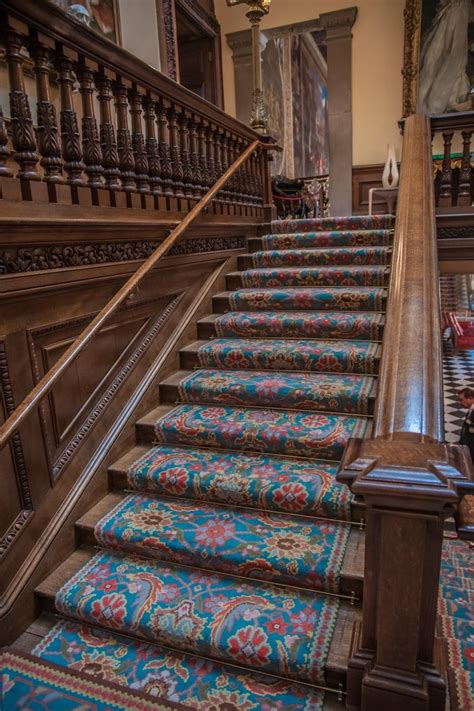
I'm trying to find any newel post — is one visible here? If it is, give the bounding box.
[338,436,473,711]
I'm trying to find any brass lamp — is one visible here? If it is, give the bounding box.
[226,0,271,133]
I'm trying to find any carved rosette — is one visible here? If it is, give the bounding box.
[0,105,12,177]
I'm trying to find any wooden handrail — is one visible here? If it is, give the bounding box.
[373,113,443,442]
[0,140,261,451]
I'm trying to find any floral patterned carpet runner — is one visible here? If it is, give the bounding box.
[438,538,473,710]
[27,214,395,708]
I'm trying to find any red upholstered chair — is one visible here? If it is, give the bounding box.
[447,312,474,351]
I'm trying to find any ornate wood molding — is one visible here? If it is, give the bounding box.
[402,0,421,118]
[0,236,246,274]
[0,342,34,561]
[51,292,183,479]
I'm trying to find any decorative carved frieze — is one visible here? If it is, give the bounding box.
[0,236,246,273]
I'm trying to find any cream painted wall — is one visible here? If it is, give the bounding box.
[214,0,405,166]
[118,0,161,70]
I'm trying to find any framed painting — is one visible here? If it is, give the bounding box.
[402,0,472,117]
[51,0,121,44]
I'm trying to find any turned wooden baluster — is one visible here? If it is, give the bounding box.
[95,70,121,191]
[206,125,217,186]
[249,151,258,205]
[30,40,63,185]
[0,106,12,177]
[5,28,39,183]
[156,100,173,199]
[167,105,184,199]
[56,51,84,187]
[129,87,149,194]
[227,135,238,202]
[188,118,201,198]
[220,132,231,203]
[179,111,194,201]
[197,120,209,194]
[113,80,136,192]
[212,127,223,204]
[143,94,162,197]
[458,130,473,207]
[77,63,104,189]
[439,130,454,207]
[255,146,264,205]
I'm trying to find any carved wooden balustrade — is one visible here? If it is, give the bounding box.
[339,114,474,711]
[431,111,474,212]
[0,0,273,220]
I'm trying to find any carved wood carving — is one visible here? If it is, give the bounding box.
[0,106,12,178]
[113,82,136,192]
[0,236,246,273]
[78,66,104,189]
[0,342,34,561]
[402,0,422,118]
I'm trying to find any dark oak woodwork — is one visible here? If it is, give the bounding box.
[113,80,136,193]
[338,114,473,711]
[143,95,162,199]
[0,106,13,179]
[30,39,63,188]
[431,112,474,211]
[77,63,104,191]
[56,50,84,189]
[129,87,150,195]
[95,70,121,193]
[5,26,40,186]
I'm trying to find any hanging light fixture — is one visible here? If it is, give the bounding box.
[225,0,272,133]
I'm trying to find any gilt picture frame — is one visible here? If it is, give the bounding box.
[402,0,473,117]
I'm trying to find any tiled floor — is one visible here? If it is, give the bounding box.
[443,337,474,444]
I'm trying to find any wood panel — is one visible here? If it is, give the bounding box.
[352,163,387,215]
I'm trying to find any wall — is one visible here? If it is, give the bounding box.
[118,0,161,70]
[214,0,405,167]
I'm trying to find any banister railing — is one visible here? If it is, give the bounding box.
[0,0,274,219]
[0,139,262,452]
[431,111,473,210]
[374,115,443,441]
[338,114,473,711]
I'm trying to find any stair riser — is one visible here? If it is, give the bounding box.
[159,381,376,415]
[212,294,387,314]
[237,253,391,270]
[197,320,385,341]
[226,271,390,290]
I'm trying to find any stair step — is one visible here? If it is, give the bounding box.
[108,444,359,522]
[200,310,385,340]
[254,228,394,252]
[75,492,364,597]
[36,547,361,688]
[1,647,177,711]
[212,287,387,314]
[138,404,370,460]
[238,246,392,271]
[226,266,390,291]
[33,618,334,709]
[160,369,376,415]
[270,215,394,234]
[181,339,381,375]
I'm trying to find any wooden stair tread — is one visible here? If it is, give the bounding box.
[74,493,364,596]
[34,549,358,683]
[109,445,151,475]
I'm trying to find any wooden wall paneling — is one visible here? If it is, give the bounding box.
[352,163,387,215]
[0,254,236,644]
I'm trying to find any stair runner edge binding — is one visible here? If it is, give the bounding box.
[27,213,396,710]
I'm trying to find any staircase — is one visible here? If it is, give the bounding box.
[18,214,395,709]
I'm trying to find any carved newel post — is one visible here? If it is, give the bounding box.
[338,437,472,711]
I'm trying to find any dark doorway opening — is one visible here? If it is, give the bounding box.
[175,2,223,108]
